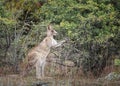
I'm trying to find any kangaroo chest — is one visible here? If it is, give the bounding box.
[51,37,57,46]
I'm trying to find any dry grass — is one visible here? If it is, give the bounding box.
[0,63,120,86]
[0,74,120,86]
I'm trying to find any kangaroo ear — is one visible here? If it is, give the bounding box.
[47,24,52,30]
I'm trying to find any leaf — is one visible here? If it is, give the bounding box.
[114,59,120,66]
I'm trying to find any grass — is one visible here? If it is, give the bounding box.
[0,75,120,86]
[0,63,120,86]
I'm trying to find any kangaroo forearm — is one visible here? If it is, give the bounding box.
[54,40,65,47]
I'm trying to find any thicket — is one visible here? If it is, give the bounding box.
[0,0,120,76]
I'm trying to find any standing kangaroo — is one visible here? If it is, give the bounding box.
[21,24,65,79]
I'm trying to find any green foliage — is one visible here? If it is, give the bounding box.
[39,0,118,44]
[38,0,120,76]
[114,59,120,66]
[0,0,120,76]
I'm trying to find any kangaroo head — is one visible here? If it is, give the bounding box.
[47,25,57,37]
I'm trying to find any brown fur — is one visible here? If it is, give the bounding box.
[20,25,65,79]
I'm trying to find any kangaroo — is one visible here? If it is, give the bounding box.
[21,24,65,79]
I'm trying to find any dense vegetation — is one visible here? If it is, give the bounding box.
[0,0,120,77]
